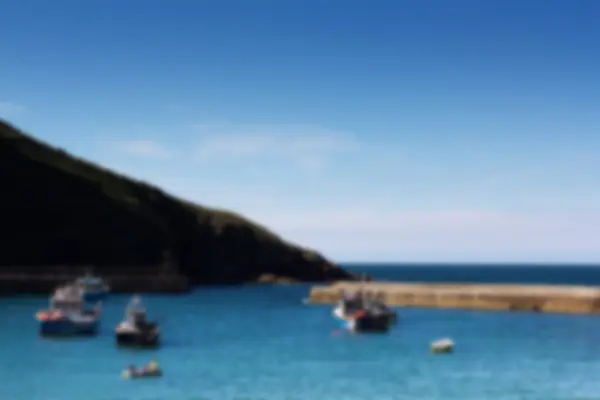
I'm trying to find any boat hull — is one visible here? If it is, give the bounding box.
[40,319,99,336]
[349,315,394,333]
[334,307,398,334]
[122,369,163,379]
[116,331,160,348]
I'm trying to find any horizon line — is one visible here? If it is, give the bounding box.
[339,261,600,267]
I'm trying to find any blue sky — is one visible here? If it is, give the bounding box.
[1,0,599,262]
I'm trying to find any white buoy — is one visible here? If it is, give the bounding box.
[431,338,454,354]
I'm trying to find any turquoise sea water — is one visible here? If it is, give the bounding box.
[1,264,600,400]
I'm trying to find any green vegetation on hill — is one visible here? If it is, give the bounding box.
[0,120,355,284]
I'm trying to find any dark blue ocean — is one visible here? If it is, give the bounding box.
[1,264,600,400]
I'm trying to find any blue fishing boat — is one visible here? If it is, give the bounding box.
[74,271,110,302]
[35,284,102,336]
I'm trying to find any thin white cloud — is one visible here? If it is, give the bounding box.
[91,120,600,262]
[0,101,25,118]
[112,140,173,159]
[192,123,358,169]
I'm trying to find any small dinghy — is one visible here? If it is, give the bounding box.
[431,338,454,354]
[121,360,162,380]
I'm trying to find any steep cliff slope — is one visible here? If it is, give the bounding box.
[0,120,355,284]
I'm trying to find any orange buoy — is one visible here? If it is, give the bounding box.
[36,311,49,321]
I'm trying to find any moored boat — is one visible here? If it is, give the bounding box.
[333,290,398,333]
[115,295,160,348]
[36,284,101,336]
[74,270,110,302]
[121,360,162,379]
[431,338,454,354]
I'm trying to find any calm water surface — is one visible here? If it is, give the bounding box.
[1,265,599,400]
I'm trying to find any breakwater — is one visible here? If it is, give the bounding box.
[308,281,600,314]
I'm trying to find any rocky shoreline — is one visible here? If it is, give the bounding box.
[0,273,190,295]
[0,265,358,296]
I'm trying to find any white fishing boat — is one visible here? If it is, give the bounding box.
[36,284,101,336]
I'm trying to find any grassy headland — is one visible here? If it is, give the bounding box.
[0,119,355,292]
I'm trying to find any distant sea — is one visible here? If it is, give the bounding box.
[1,263,599,400]
[345,263,600,285]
